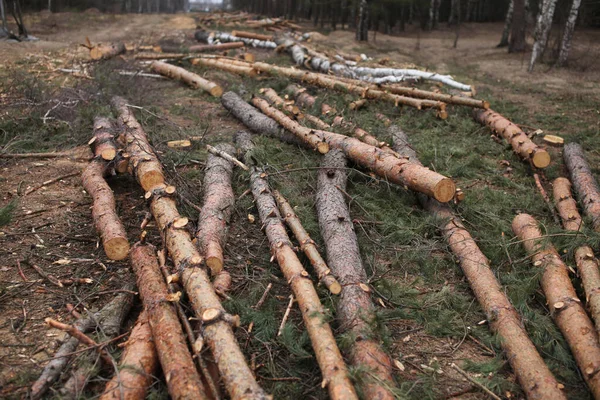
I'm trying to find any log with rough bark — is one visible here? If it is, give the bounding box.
[553,177,583,231]
[196,143,236,275]
[113,96,267,400]
[249,95,456,202]
[285,84,317,109]
[82,117,130,260]
[273,190,341,295]
[31,291,135,400]
[134,52,186,60]
[195,30,277,49]
[393,127,566,400]
[473,109,550,168]
[191,57,258,77]
[316,149,397,400]
[236,130,358,400]
[90,42,126,60]
[552,177,600,336]
[44,318,113,365]
[99,311,158,400]
[161,42,245,53]
[151,61,223,97]
[130,242,208,399]
[231,30,273,41]
[260,87,330,130]
[564,143,600,232]
[512,213,600,398]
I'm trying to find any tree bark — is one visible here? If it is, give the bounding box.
[392,128,566,400]
[90,42,126,61]
[248,95,456,202]
[236,130,358,400]
[356,0,369,41]
[509,0,526,52]
[196,143,236,275]
[498,0,513,47]
[529,0,558,71]
[316,149,397,399]
[112,96,269,400]
[273,190,342,295]
[472,109,550,168]
[512,213,600,398]
[82,117,130,261]
[557,0,582,66]
[563,143,600,232]
[129,242,207,400]
[553,177,583,231]
[99,311,158,400]
[231,30,272,41]
[285,84,317,109]
[151,61,222,97]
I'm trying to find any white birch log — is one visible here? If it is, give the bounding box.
[529,0,558,71]
[557,0,582,66]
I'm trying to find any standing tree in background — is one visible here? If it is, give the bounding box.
[356,0,369,41]
[509,0,526,52]
[428,0,440,30]
[557,0,582,66]
[498,0,513,47]
[0,0,7,37]
[529,0,558,71]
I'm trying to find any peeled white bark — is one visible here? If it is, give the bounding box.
[208,32,277,49]
[557,0,582,66]
[529,0,558,72]
[499,0,514,46]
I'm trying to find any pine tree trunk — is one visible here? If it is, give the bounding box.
[356,0,368,41]
[512,213,600,398]
[563,143,600,232]
[509,0,526,52]
[236,131,359,400]
[498,0,513,47]
[557,0,582,66]
[150,61,223,97]
[529,0,558,71]
[393,128,567,400]
[316,149,397,399]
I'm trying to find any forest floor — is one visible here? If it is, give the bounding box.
[1,11,600,400]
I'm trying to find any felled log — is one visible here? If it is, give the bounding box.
[134,52,186,60]
[285,84,317,109]
[553,178,600,336]
[113,96,267,400]
[249,96,456,202]
[236,130,358,400]
[473,109,550,169]
[512,213,600,398]
[161,42,245,53]
[196,143,236,275]
[191,57,258,77]
[82,118,130,261]
[45,319,113,365]
[393,127,566,400]
[151,61,223,97]
[316,149,397,399]
[99,311,158,400]
[260,87,330,130]
[564,143,600,232]
[231,30,273,41]
[90,42,126,60]
[195,30,277,49]
[273,190,341,295]
[553,177,583,231]
[31,291,134,400]
[349,99,367,110]
[130,242,207,399]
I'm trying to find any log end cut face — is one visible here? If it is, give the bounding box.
[104,237,131,261]
[532,150,551,169]
[434,178,457,203]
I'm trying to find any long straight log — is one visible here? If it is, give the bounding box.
[552,177,600,336]
[236,131,358,400]
[512,213,600,398]
[393,127,566,400]
[191,57,258,77]
[129,242,207,399]
[231,30,273,41]
[90,42,126,60]
[260,87,330,130]
[112,96,268,400]
[195,143,236,275]
[82,117,129,260]
[316,149,397,399]
[151,61,223,97]
[248,95,456,203]
[99,311,158,400]
[564,143,600,232]
[473,109,550,169]
[273,190,342,295]
[160,42,245,53]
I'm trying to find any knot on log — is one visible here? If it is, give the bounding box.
[201,308,240,329]
[551,297,581,316]
[177,255,204,271]
[145,185,177,203]
[287,270,311,285]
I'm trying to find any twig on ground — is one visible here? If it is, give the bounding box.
[254,283,273,310]
[450,363,501,400]
[277,295,294,337]
[45,318,113,365]
[24,172,80,196]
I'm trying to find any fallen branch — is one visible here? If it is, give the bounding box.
[450,363,501,400]
[236,130,358,400]
[512,213,600,398]
[24,172,80,196]
[151,61,223,97]
[45,319,113,365]
[533,173,560,225]
[206,144,248,171]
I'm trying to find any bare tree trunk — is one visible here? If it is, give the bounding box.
[529,0,558,71]
[498,0,513,47]
[429,0,440,29]
[557,0,582,66]
[0,0,8,35]
[509,0,526,52]
[356,0,368,41]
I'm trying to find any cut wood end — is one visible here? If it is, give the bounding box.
[173,217,189,228]
[328,281,342,295]
[359,283,371,293]
[553,301,565,310]
[206,256,224,275]
[210,86,224,97]
[101,148,117,161]
[434,178,457,203]
[543,135,564,146]
[316,142,330,154]
[202,308,221,323]
[533,260,543,267]
[104,237,130,261]
[167,140,192,148]
[532,151,551,169]
[140,171,165,192]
